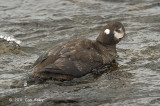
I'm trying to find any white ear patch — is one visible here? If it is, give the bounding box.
[104,29,110,35]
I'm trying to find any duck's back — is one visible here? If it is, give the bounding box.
[32,38,115,80]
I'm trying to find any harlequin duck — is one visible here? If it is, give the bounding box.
[32,21,126,80]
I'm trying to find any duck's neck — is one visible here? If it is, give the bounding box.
[95,40,116,51]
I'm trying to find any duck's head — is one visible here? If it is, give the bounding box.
[96,21,126,45]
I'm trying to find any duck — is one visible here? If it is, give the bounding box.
[31,21,126,80]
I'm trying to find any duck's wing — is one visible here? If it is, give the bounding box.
[32,41,67,68]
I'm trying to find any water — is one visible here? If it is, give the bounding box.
[0,0,160,105]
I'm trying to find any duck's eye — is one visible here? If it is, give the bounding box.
[115,29,121,33]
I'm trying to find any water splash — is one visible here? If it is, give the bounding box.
[0,35,22,45]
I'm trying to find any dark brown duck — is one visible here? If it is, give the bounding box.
[32,21,126,80]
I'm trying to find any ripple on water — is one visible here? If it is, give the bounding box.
[0,0,160,105]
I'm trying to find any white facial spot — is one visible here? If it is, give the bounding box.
[114,28,124,39]
[104,29,110,35]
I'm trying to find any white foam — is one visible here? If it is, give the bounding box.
[0,35,22,45]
